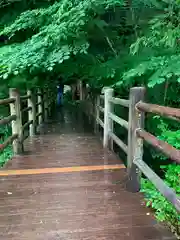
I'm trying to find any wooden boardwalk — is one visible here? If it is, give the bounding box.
[0,109,175,239]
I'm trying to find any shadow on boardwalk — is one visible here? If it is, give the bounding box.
[0,107,175,240]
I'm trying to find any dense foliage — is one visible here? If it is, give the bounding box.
[0,0,179,235]
[141,164,180,237]
[0,124,12,167]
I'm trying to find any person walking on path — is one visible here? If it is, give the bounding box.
[57,81,64,106]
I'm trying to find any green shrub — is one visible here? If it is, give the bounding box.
[141,164,180,236]
[141,120,180,237]
[0,125,13,167]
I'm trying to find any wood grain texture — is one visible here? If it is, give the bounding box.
[0,108,175,240]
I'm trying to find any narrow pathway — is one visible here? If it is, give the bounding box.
[0,108,175,239]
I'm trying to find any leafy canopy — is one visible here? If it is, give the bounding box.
[0,0,123,87]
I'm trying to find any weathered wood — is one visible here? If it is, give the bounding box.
[109,97,129,108]
[21,133,29,142]
[109,91,114,151]
[127,87,145,192]
[9,88,24,154]
[79,80,83,101]
[103,88,114,148]
[0,110,174,240]
[36,111,43,118]
[37,89,43,125]
[137,101,180,120]
[99,95,104,100]
[98,105,104,113]
[94,96,100,133]
[21,106,32,113]
[109,131,128,154]
[22,120,33,132]
[134,158,180,212]
[0,115,16,126]
[37,92,43,96]
[0,134,18,153]
[46,89,51,116]
[0,97,15,106]
[44,90,48,121]
[137,129,180,164]
[20,95,30,101]
[109,112,129,130]
[36,102,42,106]
[97,117,104,128]
[27,90,36,136]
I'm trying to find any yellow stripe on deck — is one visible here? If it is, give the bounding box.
[0,164,125,176]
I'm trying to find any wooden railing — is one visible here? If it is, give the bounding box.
[84,87,180,212]
[0,88,53,155]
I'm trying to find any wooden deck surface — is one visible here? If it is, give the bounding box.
[0,108,175,239]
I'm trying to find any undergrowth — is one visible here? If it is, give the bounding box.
[0,125,13,167]
[141,119,180,238]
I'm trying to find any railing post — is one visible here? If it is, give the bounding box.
[109,90,114,151]
[103,88,114,148]
[37,88,43,125]
[79,80,83,101]
[127,87,145,192]
[48,89,52,117]
[44,89,48,121]
[9,88,24,154]
[27,89,36,136]
[94,95,100,133]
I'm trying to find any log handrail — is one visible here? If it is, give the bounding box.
[21,106,32,113]
[136,101,180,120]
[109,97,129,108]
[137,129,180,164]
[0,98,15,106]
[36,102,42,107]
[0,134,18,153]
[0,115,16,125]
[109,112,129,130]
[84,86,180,212]
[0,88,53,155]
[20,95,30,100]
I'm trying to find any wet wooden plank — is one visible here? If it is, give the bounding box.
[4,133,122,169]
[0,109,175,240]
[0,170,175,240]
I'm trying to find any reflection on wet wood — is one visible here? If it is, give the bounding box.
[0,109,175,239]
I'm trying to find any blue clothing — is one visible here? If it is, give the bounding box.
[57,85,63,105]
[57,85,63,93]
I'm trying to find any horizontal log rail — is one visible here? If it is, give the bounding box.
[134,157,180,212]
[21,134,29,143]
[21,106,32,113]
[136,101,180,120]
[137,129,180,164]
[0,88,53,155]
[20,95,30,100]
[36,102,42,107]
[0,134,18,153]
[100,95,104,100]
[0,98,15,106]
[22,120,33,132]
[109,131,128,154]
[109,112,129,130]
[0,115,16,125]
[109,97,129,108]
[87,86,180,212]
[37,92,43,96]
[98,105,104,113]
[36,112,43,118]
[97,117,104,128]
